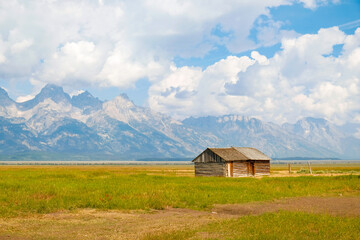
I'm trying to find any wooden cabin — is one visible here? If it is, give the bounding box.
[192,147,271,177]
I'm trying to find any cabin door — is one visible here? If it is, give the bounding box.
[227,162,233,177]
[247,161,255,176]
[250,162,255,176]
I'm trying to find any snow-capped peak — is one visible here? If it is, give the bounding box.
[70,90,85,97]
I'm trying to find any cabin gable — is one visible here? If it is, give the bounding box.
[192,148,224,163]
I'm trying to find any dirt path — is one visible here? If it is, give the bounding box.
[0,196,359,240]
[212,196,360,217]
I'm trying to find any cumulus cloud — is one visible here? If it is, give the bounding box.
[37,41,103,86]
[0,0,331,89]
[149,27,360,124]
[149,55,257,118]
[251,16,300,47]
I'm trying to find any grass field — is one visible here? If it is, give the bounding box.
[144,211,360,240]
[0,164,360,239]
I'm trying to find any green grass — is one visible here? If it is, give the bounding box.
[144,211,360,240]
[0,166,359,217]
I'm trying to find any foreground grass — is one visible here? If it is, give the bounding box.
[0,166,359,217]
[144,211,360,240]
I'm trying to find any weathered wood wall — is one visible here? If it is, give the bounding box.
[225,160,270,177]
[254,161,270,176]
[195,162,226,176]
[232,161,249,177]
[193,149,224,163]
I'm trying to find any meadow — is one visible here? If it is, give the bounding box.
[0,164,359,239]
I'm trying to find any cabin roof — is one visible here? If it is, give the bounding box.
[209,148,248,161]
[232,147,271,160]
[193,147,271,162]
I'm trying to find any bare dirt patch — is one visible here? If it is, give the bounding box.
[0,208,216,240]
[0,196,359,240]
[213,196,360,217]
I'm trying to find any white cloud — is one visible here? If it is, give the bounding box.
[149,55,257,119]
[0,0,331,89]
[37,41,104,87]
[16,94,35,103]
[299,0,319,9]
[149,27,360,124]
[251,51,269,65]
[10,39,33,54]
[298,0,334,9]
[252,17,301,47]
[70,90,85,97]
[96,41,168,88]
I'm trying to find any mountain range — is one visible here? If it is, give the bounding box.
[0,84,359,160]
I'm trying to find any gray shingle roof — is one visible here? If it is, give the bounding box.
[232,147,271,160]
[209,147,271,161]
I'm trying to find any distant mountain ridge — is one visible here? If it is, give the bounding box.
[0,84,359,159]
[283,117,360,159]
[182,115,340,158]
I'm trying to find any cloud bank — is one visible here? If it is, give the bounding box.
[0,0,328,86]
[149,27,360,124]
[0,0,357,124]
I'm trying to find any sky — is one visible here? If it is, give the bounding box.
[0,0,359,124]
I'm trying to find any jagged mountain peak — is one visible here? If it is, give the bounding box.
[0,87,7,95]
[71,90,94,101]
[110,94,135,108]
[71,90,102,110]
[38,84,70,101]
[101,94,140,123]
[216,115,254,123]
[183,115,258,127]
[283,116,347,155]
[289,117,338,135]
[0,87,14,106]
[43,83,63,91]
[19,84,71,110]
[298,117,329,125]
[119,93,130,100]
[77,90,91,97]
[182,115,271,141]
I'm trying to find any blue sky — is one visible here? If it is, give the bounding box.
[175,0,360,68]
[0,0,359,124]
